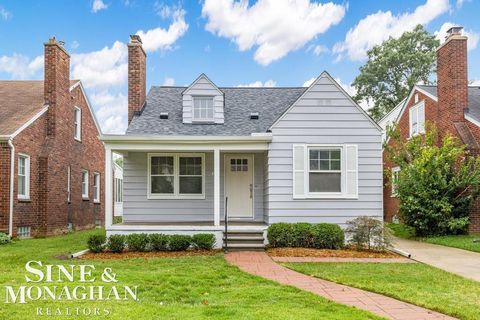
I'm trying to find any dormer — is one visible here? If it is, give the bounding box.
[182,74,224,124]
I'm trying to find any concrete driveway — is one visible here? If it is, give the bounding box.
[393,237,480,282]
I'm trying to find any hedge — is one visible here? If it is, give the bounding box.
[267,223,344,249]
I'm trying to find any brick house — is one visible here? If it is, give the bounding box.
[0,38,105,238]
[380,27,480,232]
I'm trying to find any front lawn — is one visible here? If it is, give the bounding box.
[284,262,480,320]
[0,230,381,320]
[387,223,480,253]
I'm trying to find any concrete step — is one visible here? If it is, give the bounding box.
[224,236,264,241]
[223,243,265,250]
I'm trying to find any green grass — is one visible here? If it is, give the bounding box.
[284,262,480,320]
[387,222,480,253]
[0,230,381,320]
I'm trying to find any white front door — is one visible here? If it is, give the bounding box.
[225,154,254,219]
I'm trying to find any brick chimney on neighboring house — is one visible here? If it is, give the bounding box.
[44,37,70,137]
[128,35,146,124]
[436,26,468,132]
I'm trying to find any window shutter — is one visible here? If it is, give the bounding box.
[345,145,358,198]
[292,144,306,199]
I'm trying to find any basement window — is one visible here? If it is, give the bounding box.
[17,226,31,238]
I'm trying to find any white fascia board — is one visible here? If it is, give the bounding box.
[0,135,11,141]
[100,134,272,143]
[465,114,480,127]
[71,81,103,135]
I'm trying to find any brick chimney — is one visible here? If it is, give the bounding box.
[437,26,468,125]
[128,35,146,124]
[44,37,70,137]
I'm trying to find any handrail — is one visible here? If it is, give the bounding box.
[224,197,228,252]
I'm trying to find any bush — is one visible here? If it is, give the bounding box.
[311,224,344,249]
[0,233,12,245]
[192,234,215,250]
[126,233,150,252]
[169,235,192,251]
[107,235,126,253]
[346,216,392,251]
[268,223,345,249]
[149,234,169,251]
[87,234,106,253]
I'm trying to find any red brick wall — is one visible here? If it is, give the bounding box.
[128,40,146,123]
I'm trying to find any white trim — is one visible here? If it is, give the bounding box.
[214,149,220,226]
[100,134,272,143]
[306,145,344,198]
[93,172,101,203]
[74,106,82,141]
[269,71,382,132]
[17,153,30,200]
[105,148,113,228]
[409,101,425,137]
[104,142,270,152]
[147,153,206,200]
[182,73,223,96]
[71,81,103,135]
[7,139,14,236]
[391,166,400,197]
[82,169,89,199]
[394,86,437,127]
[465,114,480,127]
[10,105,49,138]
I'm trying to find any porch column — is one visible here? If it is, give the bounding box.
[105,147,113,229]
[214,148,220,226]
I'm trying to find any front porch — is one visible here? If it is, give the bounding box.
[103,135,272,234]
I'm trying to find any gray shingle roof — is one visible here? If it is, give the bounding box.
[417,84,480,121]
[126,86,307,135]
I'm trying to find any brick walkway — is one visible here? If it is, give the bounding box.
[226,252,456,320]
[271,256,415,263]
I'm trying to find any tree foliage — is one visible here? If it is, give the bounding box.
[353,25,439,121]
[385,124,480,236]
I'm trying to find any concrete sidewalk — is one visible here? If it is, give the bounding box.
[393,237,480,282]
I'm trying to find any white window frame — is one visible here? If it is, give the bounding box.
[74,106,82,141]
[306,145,344,198]
[115,178,123,203]
[147,153,205,200]
[67,165,71,203]
[391,167,400,197]
[192,96,215,122]
[82,170,89,199]
[409,101,425,137]
[93,172,100,203]
[17,154,30,200]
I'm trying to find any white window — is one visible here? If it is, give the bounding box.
[67,166,71,203]
[409,101,425,137]
[192,96,214,121]
[391,167,400,197]
[93,173,100,203]
[115,178,123,203]
[18,154,30,199]
[74,107,82,141]
[82,170,89,199]
[293,144,358,199]
[148,153,204,199]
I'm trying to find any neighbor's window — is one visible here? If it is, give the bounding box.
[82,170,89,199]
[193,96,214,121]
[409,101,425,137]
[391,167,400,196]
[74,107,82,141]
[149,154,204,198]
[93,173,100,203]
[308,148,342,193]
[18,154,30,199]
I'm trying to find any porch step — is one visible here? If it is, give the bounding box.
[224,243,265,251]
[223,230,265,251]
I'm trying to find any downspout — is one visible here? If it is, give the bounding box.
[7,138,14,237]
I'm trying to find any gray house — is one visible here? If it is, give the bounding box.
[101,36,383,249]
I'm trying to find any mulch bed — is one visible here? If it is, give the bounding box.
[79,250,222,260]
[267,247,400,259]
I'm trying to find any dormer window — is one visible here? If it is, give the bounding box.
[193,96,214,122]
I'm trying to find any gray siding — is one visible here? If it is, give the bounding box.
[182,75,224,124]
[267,74,383,227]
[123,151,265,223]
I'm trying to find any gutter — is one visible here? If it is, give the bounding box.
[7,138,14,237]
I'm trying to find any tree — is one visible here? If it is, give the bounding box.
[385,123,480,236]
[352,25,439,121]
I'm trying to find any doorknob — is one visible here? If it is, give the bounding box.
[249,184,253,199]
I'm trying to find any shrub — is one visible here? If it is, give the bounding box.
[126,233,150,252]
[385,123,480,236]
[268,223,345,249]
[0,233,12,245]
[107,235,126,253]
[87,234,106,253]
[169,235,192,251]
[346,216,392,251]
[311,224,344,249]
[149,234,169,251]
[192,234,215,250]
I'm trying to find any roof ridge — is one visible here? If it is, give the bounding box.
[151,85,306,89]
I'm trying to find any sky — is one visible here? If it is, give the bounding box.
[0,0,479,134]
